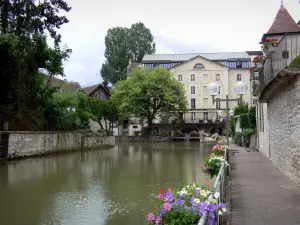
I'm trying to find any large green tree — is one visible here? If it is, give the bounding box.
[111,67,187,129]
[0,0,72,130]
[100,22,155,85]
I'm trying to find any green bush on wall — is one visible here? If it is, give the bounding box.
[240,113,249,129]
[289,55,300,67]
[248,106,256,129]
[234,132,242,146]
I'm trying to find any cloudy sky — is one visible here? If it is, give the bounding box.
[57,0,300,87]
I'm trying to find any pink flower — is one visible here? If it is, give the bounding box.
[158,194,164,199]
[163,202,172,211]
[155,216,162,224]
[216,162,220,166]
[148,213,155,221]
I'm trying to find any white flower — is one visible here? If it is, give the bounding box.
[218,211,223,215]
[200,190,207,196]
[214,192,220,199]
[193,198,200,204]
[222,208,226,212]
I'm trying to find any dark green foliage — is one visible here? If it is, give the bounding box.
[0,0,72,130]
[230,116,235,137]
[248,106,256,129]
[233,102,249,116]
[242,128,254,147]
[240,113,249,129]
[289,55,300,67]
[234,132,242,146]
[101,22,155,85]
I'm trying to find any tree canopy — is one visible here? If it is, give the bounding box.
[0,0,72,130]
[100,22,155,85]
[111,67,187,129]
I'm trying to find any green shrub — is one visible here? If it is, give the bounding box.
[248,106,256,129]
[289,55,300,67]
[230,116,235,137]
[234,132,242,146]
[240,113,249,129]
[242,128,254,147]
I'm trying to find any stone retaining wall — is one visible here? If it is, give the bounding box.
[0,131,115,159]
[265,76,300,186]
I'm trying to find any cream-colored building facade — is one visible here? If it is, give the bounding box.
[169,56,251,122]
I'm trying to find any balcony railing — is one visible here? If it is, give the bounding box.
[257,33,300,96]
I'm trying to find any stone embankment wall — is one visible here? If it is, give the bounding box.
[264,77,300,186]
[0,131,115,159]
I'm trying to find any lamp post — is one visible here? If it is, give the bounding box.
[208,81,247,147]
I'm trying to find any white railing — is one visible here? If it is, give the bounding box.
[198,150,228,225]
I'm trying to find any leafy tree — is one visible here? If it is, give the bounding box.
[52,83,92,130]
[111,67,187,131]
[89,98,121,130]
[0,0,72,130]
[100,22,155,85]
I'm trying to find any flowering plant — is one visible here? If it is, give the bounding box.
[211,144,227,156]
[147,184,226,225]
[202,154,228,178]
[252,55,265,64]
[263,38,278,48]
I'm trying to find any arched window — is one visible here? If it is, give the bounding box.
[194,63,205,69]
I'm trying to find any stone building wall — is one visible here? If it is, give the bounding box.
[266,76,300,186]
[3,132,115,159]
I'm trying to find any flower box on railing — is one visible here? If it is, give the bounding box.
[256,62,263,69]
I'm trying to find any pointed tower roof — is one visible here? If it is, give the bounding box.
[267,5,300,34]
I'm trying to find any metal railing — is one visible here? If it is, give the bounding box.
[198,149,228,225]
[257,32,300,95]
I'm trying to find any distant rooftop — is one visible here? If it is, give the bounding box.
[266,5,300,35]
[246,51,263,56]
[142,52,251,62]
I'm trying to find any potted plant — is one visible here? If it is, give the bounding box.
[262,38,278,54]
[252,55,265,68]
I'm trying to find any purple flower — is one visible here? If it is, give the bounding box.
[208,218,215,225]
[195,187,201,193]
[147,213,155,221]
[209,211,215,219]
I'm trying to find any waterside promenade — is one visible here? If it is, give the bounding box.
[230,144,300,225]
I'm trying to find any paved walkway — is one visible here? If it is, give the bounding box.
[229,143,300,225]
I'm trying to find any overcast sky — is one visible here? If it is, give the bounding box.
[57,0,300,87]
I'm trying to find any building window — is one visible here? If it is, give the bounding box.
[191,86,195,94]
[203,86,207,94]
[178,74,182,81]
[191,112,196,121]
[218,86,221,94]
[216,98,221,109]
[203,112,208,120]
[190,74,195,81]
[191,98,196,109]
[194,63,204,69]
[215,74,220,81]
[237,60,242,68]
[282,51,289,59]
[237,74,242,81]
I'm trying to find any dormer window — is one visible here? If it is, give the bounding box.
[237,60,242,68]
[194,63,204,69]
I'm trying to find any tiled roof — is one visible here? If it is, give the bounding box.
[82,84,110,95]
[267,6,300,34]
[142,52,250,62]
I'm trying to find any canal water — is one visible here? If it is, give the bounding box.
[0,142,212,225]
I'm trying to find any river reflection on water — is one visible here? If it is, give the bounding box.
[0,141,212,225]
